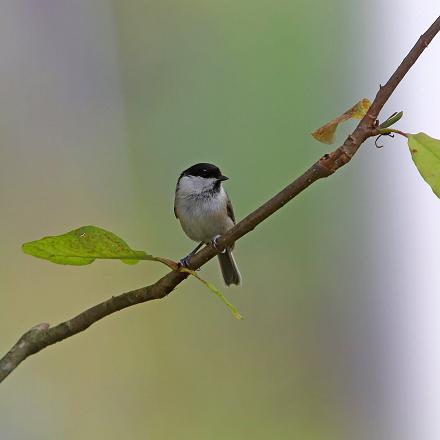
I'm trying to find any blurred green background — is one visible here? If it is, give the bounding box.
[1,1,430,439]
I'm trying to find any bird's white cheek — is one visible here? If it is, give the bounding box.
[178,176,216,196]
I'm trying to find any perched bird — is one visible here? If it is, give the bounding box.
[174,163,241,286]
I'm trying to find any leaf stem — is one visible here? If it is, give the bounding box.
[378,127,408,138]
[179,268,243,320]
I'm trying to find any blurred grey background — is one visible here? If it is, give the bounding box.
[0,1,439,439]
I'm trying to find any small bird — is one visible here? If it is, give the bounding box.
[174,163,241,286]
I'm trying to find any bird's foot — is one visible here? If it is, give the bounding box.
[179,255,192,268]
[178,242,205,269]
[211,235,226,253]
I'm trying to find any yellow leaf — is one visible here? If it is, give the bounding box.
[312,98,372,145]
[311,121,338,145]
[350,98,371,119]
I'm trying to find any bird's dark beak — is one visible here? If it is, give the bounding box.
[218,175,229,182]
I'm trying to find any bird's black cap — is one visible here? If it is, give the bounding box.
[181,163,228,180]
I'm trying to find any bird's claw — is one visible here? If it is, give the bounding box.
[211,235,226,253]
[179,255,201,270]
[179,256,191,268]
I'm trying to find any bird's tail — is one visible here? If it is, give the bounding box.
[217,248,241,286]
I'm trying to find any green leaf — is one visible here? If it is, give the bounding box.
[22,225,155,265]
[408,133,440,198]
[180,268,243,320]
[378,111,403,129]
[23,226,243,319]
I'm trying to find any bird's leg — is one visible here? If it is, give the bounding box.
[179,242,204,267]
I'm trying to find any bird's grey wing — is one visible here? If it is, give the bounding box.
[226,196,235,223]
[174,181,179,218]
[225,196,236,250]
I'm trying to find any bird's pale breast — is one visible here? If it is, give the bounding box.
[176,190,234,243]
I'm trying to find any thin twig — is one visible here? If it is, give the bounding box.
[1,16,439,384]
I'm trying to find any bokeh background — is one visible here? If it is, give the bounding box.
[1,1,439,439]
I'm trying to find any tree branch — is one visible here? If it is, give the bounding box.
[1,16,439,384]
